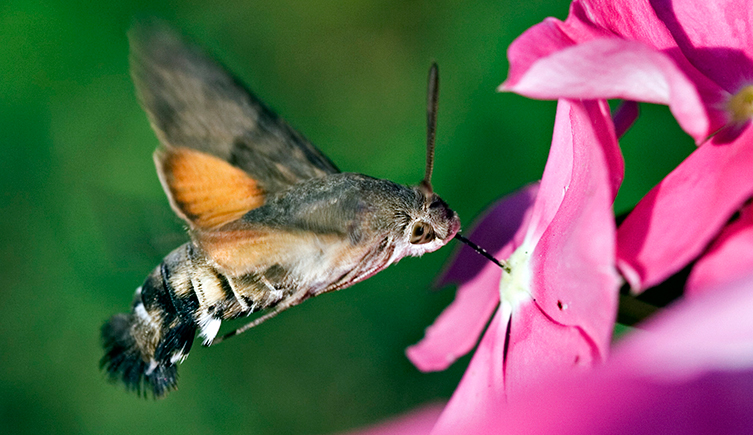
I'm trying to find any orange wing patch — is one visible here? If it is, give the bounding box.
[155,146,265,229]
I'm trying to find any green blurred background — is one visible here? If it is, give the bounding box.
[1,0,695,434]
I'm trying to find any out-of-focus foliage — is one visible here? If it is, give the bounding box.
[0,0,693,434]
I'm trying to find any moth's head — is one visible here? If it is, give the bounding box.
[398,61,460,256]
[399,185,460,256]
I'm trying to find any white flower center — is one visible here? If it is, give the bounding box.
[499,244,534,312]
[727,85,753,124]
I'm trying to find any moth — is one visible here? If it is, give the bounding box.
[101,23,461,398]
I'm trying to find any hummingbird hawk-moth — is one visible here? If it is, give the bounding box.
[101,22,461,397]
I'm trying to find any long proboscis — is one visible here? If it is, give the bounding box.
[421,62,439,194]
[455,233,511,273]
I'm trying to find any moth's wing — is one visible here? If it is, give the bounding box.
[195,221,354,277]
[154,146,266,229]
[198,220,397,294]
[193,179,369,277]
[129,21,340,198]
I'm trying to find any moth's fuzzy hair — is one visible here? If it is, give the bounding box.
[101,312,175,397]
[101,293,196,398]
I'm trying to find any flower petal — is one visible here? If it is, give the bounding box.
[617,127,753,291]
[502,0,729,140]
[617,272,753,379]
[430,100,624,433]
[524,99,623,244]
[612,100,639,139]
[460,270,753,434]
[428,308,509,435]
[503,300,597,401]
[651,0,753,94]
[686,203,753,297]
[503,39,709,140]
[528,99,622,357]
[406,185,538,372]
[430,298,599,435]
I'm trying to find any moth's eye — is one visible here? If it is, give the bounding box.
[410,222,435,244]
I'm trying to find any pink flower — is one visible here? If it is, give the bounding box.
[500,0,753,291]
[350,271,753,435]
[407,99,623,431]
[466,270,753,434]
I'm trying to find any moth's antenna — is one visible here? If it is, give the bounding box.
[421,62,439,194]
[455,233,511,273]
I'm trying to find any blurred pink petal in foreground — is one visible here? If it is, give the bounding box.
[408,99,622,433]
[501,0,753,291]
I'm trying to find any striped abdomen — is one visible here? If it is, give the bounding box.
[100,242,285,397]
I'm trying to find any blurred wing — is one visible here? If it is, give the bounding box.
[196,219,396,296]
[192,176,372,280]
[195,221,351,277]
[129,21,339,200]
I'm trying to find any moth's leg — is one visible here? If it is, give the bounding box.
[208,289,309,345]
[257,274,285,302]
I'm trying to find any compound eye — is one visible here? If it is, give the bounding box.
[410,222,435,244]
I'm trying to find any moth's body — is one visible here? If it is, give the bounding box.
[102,22,459,397]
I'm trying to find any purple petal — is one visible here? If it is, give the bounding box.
[687,203,753,297]
[439,184,539,287]
[612,100,639,139]
[617,127,753,291]
[529,99,622,357]
[407,186,538,372]
[482,368,753,435]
